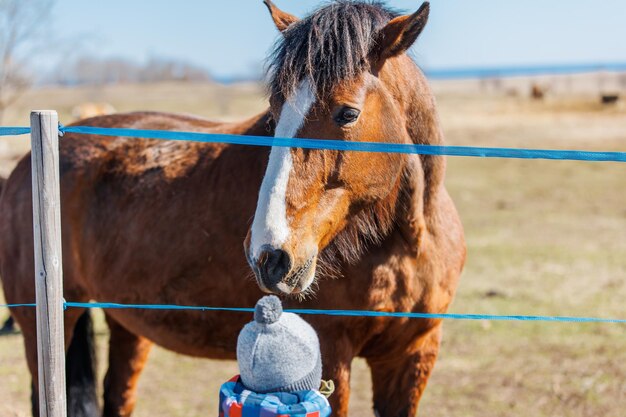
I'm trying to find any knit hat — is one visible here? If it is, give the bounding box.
[236,296,322,394]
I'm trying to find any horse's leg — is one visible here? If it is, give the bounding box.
[14,309,40,417]
[367,325,441,417]
[103,314,153,417]
[66,309,99,417]
[0,314,15,333]
[11,306,88,416]
[319,333,355,417]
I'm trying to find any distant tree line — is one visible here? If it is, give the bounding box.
[0,0,216,123]
[51,56,213,86]
[0,0,54,123]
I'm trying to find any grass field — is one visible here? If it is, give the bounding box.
[1,81,625,417]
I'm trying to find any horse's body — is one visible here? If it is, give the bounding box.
[0,2,465,417]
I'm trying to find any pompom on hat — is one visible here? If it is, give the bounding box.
[236,295,322,393]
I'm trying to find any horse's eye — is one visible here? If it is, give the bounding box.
[334,107,360,126]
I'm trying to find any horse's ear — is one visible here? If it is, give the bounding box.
[263,0,299,33]
[371,2,430,66]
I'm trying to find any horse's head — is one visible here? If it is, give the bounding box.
[245,1,433,295]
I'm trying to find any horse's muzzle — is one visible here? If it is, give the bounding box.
[255,246,293,292]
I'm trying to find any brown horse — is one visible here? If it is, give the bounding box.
[0,1,465,416]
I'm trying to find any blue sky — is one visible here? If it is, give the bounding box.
[54,0,626,79]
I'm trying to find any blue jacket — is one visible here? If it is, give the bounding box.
[218,375,332,417]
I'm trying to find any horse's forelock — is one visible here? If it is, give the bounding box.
[266,1,398,100]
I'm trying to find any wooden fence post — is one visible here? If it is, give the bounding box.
[30,110,67,417]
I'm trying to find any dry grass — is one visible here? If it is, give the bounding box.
[1,81,625,417]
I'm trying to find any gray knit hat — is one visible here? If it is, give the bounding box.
[236,296,322,393]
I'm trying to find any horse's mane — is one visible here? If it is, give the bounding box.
[267,1,399,100]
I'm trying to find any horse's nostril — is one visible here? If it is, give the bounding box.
[257,248,292,287]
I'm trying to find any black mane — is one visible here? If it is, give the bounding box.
[267,1,398,100]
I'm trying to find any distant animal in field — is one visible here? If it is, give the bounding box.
[71,102,116,120]
[600,94,620,105]
[0,2,465,417]
[531,83,548,100]
[505,88,520,97]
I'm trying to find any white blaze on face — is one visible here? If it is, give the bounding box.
[250,80,316,259]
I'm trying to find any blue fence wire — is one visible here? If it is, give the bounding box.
[0,127,30,136]
[2,303,36,308]
[1,125,626,162]
[1,302,625,324]
[63,126,626,162]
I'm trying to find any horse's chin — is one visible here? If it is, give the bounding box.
[288,262,318,298]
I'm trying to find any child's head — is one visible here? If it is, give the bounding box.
[236,295,322,393]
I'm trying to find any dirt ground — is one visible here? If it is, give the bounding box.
[0,79,625,417]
